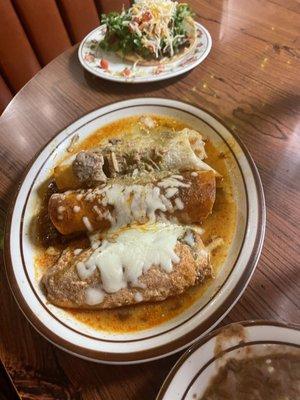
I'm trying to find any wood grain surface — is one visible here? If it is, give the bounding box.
[0,0,299,398]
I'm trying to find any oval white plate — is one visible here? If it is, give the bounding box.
[157,321,300,399]
[4,98,265,364]
[78,23,212,83]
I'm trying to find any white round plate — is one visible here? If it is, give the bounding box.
[78,23,212,83]
[5,98,265,364]
[157,321,300,399]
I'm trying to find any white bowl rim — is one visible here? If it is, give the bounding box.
[157,320,300,400]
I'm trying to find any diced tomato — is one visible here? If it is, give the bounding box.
[122,67,132,77]
[84,53,95,62]
[142,11,152,22]
[100,58,109,70]
[154,64,165,75]
[133,16,141,24]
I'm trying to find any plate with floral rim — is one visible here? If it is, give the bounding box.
[78,23,212,83]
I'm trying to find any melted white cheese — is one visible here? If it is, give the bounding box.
[76,223,184,294]
[175,198,184,210]
[77,261,95,280]
[82,216,93,232]
[134,292,144,302]
[104,184,164,228]
[91,175,188,230]
[91,240,100,250]
[157,175,190,189]
[183,230,195,247]
[92,205,102,218]
[74,248,82,255]
[165,187,179,198]
[85,286,105,305]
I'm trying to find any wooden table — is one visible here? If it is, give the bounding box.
[0,1,299,398]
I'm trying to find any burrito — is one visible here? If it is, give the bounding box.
[49,170,216,235]
[54,127,217,191]
[42,223,212,309]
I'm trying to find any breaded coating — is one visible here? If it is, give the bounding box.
[43,231,211,309]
